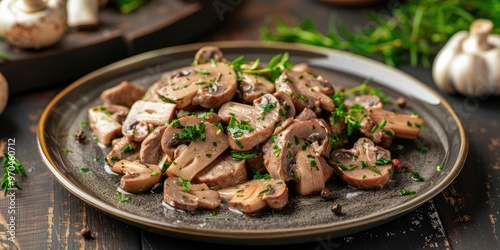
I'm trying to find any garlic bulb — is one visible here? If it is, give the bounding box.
[432,19,500,96]
[0,0,67,49]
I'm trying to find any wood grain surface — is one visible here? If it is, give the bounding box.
[1,0,499,249]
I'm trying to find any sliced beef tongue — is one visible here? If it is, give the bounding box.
[163,177,221,212]
[329,137,394,190]
[263,119,331,182]
[276,70,335,114]
[112,160,161,193]
[218,179,288,213]
[218,94,282,151]
[88,104,129,146]
[122,100,176,142]
[162,116,229,181]
[156,62,237,109]
[100,81,146,108]
[193,151,247,190]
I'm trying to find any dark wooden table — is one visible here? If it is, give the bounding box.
[1,0,499,249]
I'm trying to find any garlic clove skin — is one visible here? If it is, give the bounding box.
[449,54,490,96]
[432,31,468,94]
[0,73,8,115]
[0,0,67,49]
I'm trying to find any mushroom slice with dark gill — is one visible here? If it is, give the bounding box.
[292,146,334,196]
[100,81,146,108]
[163,177,221,212]
[162,116,229,181]
[88,104,129,146]
[276,70,335,114]
[122,100,176,142]
[218,94,282,151]
[193,151,247,190]
[263,119,331,182]
[193,46,226,65]
[239,73,275,103]
[156,63,237,109]
[112,160,161,193]
[218,179,288,213]
[329,137,394,190]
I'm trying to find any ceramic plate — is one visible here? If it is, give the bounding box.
[37,41,467,245]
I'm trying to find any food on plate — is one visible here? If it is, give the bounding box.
[87,46,425,214]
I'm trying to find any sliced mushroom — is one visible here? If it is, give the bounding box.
[276,70,335,113]
[292,146,334,196]
[263,119,331,182]
[193,46,226,65]
[348,94,383,109]
[218,179,288,213]
[100,81,146,108]
[218,94,282,151]
[163,177,221,212]
[162,116,229,181]
[105,136,141,165]
[122,100,176,142]
[329,137,394,190]
[156,63,237,109]
[140,126,166,164]
[112,160,161,193]
[88,104,129,146]
[239,73,275,103]
[368,108,425,140]
[193,152,247,190]
[295,108,317,121]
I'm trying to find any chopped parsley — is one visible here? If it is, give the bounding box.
[375,158,392,165]
[253,172,271,180]
[411,171,424,182]
[261,101,277,116]
[179,178,192,192]
[437,164,443,171]
[174,122,206,142]
[400,187,416,197]
[231,150,257,160]
[81,167,89,172]
[122,145,134,153]
[195,69,211,75]
[258,184,272,197]
[227,117,254,138]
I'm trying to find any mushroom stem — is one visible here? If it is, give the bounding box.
[17,0,46,13]
[464,19,494,52]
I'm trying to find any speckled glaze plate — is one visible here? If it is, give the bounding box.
[37,41,467,245]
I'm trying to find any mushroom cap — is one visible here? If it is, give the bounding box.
[163,177,221,211]
[0,0,67,49]
[0,73,8,115]
[156,63,237,109]
[263,119,331,181]
[112,160,161,193]
[330,137,394,190]
[218,94,282,151]
[276,70,335,114]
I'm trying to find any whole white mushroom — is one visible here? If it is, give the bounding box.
[0,73,8,115]
[0,0,67,49]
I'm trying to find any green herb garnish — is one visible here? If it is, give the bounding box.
[231,151,257,160]
[411,171,424,182]
[2,153,27,195]
[122,145,134,153]
[400,187,416,197]
[179,178,192,193]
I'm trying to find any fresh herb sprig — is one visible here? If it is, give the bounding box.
[231,53,292,81]
[2,153,27,195]
[260,0,500,67]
